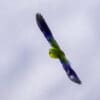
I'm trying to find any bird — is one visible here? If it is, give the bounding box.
[36,13,82,85]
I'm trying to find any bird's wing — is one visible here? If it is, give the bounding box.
[36,13,60,49]
[36,13,82,85]
[59,56,81,84]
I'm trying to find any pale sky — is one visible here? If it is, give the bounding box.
[0,0,100,100]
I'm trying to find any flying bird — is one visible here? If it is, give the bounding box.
[36,13,82,84]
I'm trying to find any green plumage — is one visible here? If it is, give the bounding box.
[48,38,68,63]
[49,47,64,59]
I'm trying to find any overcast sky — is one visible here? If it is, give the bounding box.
[0,0,100,100]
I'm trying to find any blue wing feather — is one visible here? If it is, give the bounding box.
[36,13,53,41]
[36,13,60,49]
[60,58,81,84]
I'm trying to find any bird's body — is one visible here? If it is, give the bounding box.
[36,13,82,84]
[49,47,65,59]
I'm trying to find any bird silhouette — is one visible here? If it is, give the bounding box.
[36,13,81,85]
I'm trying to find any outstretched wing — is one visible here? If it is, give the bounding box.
[36,13,82,85]
[59,56,81,84]
[36,13,60,49]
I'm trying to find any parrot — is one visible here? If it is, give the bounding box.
[36,13,82,85]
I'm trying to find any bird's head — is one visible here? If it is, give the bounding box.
[49,47,65,59]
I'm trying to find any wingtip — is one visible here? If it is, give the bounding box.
[60,62,82,85]
[36,13,42,22]
[68,74,82,85]
[68,71,82,85]
[74,78,82,85]
[36,13,42,18]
